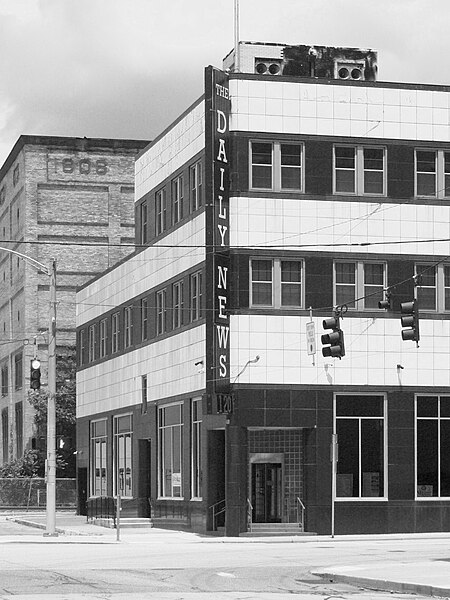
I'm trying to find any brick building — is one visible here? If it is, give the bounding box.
[77,42,450,535]
[0,136,148,465]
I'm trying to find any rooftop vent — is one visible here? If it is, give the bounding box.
[336,61,365,81]
[254,58,282,75]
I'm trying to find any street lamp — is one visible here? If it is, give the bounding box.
[0,248,57,536]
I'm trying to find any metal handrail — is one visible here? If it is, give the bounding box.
[247,498,253,532]
[209,498,226,531]
[297,497,305,532]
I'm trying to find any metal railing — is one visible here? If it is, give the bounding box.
[209,498,226,531]
[297,497,305,532]
[247,498,253,532]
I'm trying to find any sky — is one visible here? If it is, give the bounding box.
[0,0,449,166]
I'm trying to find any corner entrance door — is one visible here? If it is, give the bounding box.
[251,463,282,523]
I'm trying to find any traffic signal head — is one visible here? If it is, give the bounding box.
[400,300,419,342]
[321,317,345,358]
[30,359,41,390]
[378,291,392,310]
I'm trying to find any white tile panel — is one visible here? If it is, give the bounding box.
[77,213,205,325]
[230,196,450,257]
[231,315,450,388]
[229,79,450,142]
[135,100,205,201]
[77,325,206,418]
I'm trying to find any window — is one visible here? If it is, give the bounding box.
[140,202,148,244]
[114,414,132,497]
[88,324,96,363]
[140,298,148,341]
[158,403,183,498]
[2,408,8,462]
[155,188,167,236]
[172,281,184,329]
[334,145,386,195]
[14,353,22,390]
[111,312,120,353]
[171,175,183,225]
[191,398,202,499]
[15,402,23,457]
[250,259,304,308]
[141,375,148,415]
[13,164,19,186]
[415,263,450,312]
[1,364,8,397]
[250,141,303,191]
[124,306,132,349]
[190,161,203,211]
[91,419,107,496]
[190,271,203,321]
[335,394,386,499]
[416,395,450,498]
[0,187,5,206]
[79,329,86,366]
[334,261,386,310]
[99,319,107,358]
[415,149,450,198]
[156,289,167,335]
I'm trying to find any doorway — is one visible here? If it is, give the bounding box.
[251,462,282,523]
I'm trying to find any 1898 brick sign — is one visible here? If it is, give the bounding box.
[47,152,134,183]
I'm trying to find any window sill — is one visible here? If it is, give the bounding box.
[157,496,184,501]
[415,496,450,501]
[335,497,388,502]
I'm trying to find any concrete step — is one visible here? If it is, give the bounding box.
[118,518,153,529]
[241,522,316,537]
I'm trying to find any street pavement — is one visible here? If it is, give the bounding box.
[1,511,450,598]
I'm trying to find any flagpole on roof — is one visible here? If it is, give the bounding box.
[234,0,240,72]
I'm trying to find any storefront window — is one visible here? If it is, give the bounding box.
[191,398,202,499]
[158,403,183,498]
[113,414,132,497]
[335,394,386,499]
[416,395,450,498]
[90,419,107,496]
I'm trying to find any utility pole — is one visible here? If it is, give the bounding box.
[44,258,57,536]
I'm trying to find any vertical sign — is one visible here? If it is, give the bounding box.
[205,67,231,397]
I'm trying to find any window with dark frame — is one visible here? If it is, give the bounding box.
[416,395,450,498]
[190,271,203,321]
[99,319,107,358]
[191,398,202,499]
[334,145,385,195]
[156,289,167,335]
[335,394,386,499]
[172,281,184,329]
[155,188,167,236]
[2,408,8,461]
[250,259,304,308]
[140,202,148,244]
[88,324,96,363]
[79,329,86,366]
[113,414,133,497]
[90,419,107,496]
[334,261,386,310]
[190,161,203,211]
[1,363,8,397]
[141,375,148,415]
[124,306,132,349]
[250,141,303,192]
[172,175,183,225]
[140,298,148,341]
[158,403,183,498]
[15,402,23,457]
[111,312,120,353]
[14,353,23,390]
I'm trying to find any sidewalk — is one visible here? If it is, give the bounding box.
[4,511,450,597]
[313,561,450,598]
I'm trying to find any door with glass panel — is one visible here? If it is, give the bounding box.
[251,463,282,523]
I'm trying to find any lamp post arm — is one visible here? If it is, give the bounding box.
[0,246,50,275]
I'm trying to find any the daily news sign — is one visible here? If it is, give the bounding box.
[205,67,231,394]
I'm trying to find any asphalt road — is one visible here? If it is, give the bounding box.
[0,519,447,599]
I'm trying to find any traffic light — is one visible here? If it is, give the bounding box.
[378,291,391,310]
[400,300,420,343]
[321,316,345,359]
[30,359,41,390]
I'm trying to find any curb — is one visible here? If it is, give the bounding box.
[313,570,450,598]
[10,518,103,537]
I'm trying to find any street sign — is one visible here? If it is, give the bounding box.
[306,321,316,356]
